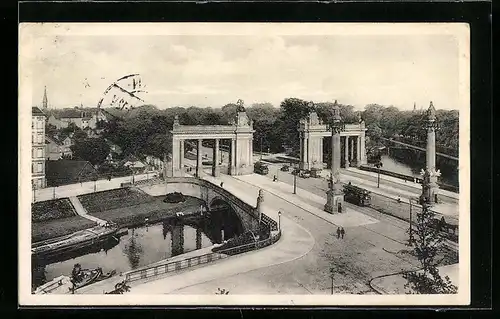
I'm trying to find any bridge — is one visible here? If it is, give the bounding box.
[381,137,458,161]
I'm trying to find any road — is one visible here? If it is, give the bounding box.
[128,170,447,295]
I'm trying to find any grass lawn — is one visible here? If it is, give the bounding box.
[32,198,76,222]
[78,188,154,214]
[89,196,204,228]
[32,215,96,243]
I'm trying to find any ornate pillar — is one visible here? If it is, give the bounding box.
[424,101,440,204]
[299,133,304,168]
[229,138,236,175]
[350,137,354,165]
[356,135,361,166]
[306,134,311,170]
[179,139,184,172]
[319,137,324,167]
[196,139,203,178]
[171,137,180,177]
[249,137,253,164]
[212,139,220,177]
[344,136,349,168]
[359,123,367,165]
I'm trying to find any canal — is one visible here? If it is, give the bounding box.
[32,207,244,290]
[379,153,459,188]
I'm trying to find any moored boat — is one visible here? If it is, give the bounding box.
[32,225,119,259]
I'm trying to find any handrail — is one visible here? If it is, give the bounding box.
[123,230,282,283]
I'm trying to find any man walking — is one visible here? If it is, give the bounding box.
[336,227,341,239]
[340,227,345,239]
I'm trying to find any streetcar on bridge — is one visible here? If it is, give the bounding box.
[343,183,371,207]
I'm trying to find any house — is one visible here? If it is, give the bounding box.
[122,155,147,174]
[45,135,73,160]
[45,160,97,187]
[144,155,164,171]
[32,107,47,189]
[47,107,109,130]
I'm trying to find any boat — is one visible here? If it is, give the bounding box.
[69,264,103,292]
[32,225,119,259]
[33,275,73,295]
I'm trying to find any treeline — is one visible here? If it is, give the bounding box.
[363,104,459,153]
[101,99,459,160]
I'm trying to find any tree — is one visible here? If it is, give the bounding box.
[402,199,458,294]
[71,137,110,166]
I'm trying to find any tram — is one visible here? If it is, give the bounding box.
[343,183,371,207]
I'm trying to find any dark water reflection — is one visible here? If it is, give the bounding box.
[32,211,242,290]
[380,154,459,187]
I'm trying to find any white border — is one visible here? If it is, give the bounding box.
[19,22,470,306]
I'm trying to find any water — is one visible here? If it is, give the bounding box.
[32,218,217,289]
[380,154,458,187]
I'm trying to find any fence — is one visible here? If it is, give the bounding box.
[124,230,282,283]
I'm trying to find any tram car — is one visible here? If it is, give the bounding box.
[254,161,269,175]
[343,183,371,207]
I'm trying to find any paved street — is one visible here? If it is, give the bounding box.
[126,171,430,295]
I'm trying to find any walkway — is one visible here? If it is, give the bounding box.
[68,196,107,226]
[34,172,155,202]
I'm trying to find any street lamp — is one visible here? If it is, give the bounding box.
[408,197,418,245]
[374,161,383,188]
[32,183,36,203]
[278,211,282,231]
[260,136,263,161]
[293,164,297,194]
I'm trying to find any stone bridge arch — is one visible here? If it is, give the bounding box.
[165,177,262,233]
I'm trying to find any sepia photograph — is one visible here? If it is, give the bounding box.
[19,22,470,306]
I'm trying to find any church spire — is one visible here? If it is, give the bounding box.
[42,86,48,109]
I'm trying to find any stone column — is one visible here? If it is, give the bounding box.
[212,139,220,177]
[350,137,354,165]
[249,137,253,164]
[360,131,367,165]
[171,137,180,177]
[179,139,184,172]
[344,136,349,168]
[299,133,304,169]
[319,137,324,167]
[306,134,311,170]
[196,139,203,178]
[324,128,344,214]
[229,138,236,175]
[356,135,361,166]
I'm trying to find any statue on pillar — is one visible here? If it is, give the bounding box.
[324,100,346,214]
[173,115,180,127]
[421,101,440,205]
[256,189,264,225]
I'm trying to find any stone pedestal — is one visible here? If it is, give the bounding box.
[324,180,345,214]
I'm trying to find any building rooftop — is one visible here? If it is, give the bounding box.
[46,160,96,185]
[32,107,45,116]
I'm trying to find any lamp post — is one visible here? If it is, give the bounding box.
[278,211,282,231]
[260,136,263,161]
[408,197,417,245]
[375,161,383,188]
[32,183,36,203]
[293,164,297,194]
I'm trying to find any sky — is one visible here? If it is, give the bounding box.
[21,23,468,111]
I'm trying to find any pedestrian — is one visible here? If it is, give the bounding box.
[397,196,401,203]
[273,175,277,182]
[220,182,224,188]
[336,227,341,239]
[340,227,345,239]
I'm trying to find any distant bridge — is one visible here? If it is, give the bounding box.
[381,137,458,161]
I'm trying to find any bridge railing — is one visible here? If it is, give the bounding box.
[123,229,282,283]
